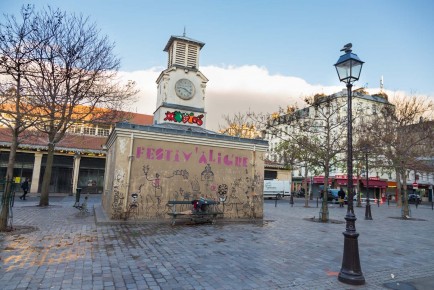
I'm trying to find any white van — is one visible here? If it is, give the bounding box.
[263,179,291,199]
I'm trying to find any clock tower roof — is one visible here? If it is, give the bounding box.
[163,35,205,52]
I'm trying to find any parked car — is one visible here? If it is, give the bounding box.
[319,189,340,203]
[352,196,378,204]
[408,194,421,203]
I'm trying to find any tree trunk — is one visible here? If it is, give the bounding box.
[39,142,55,206]
[0,136,19,231]
[396,169,402,207]
[320,175,329,222]
[303,166,309,208]
[401,171,411,218]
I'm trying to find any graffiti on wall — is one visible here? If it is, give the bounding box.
[217,184,228,202]
[164,111,204,126]
[111,169,126,219]
[124,161,263,220]
[136,146,249,168]
[130,165,192,218]
[124,192,139,220]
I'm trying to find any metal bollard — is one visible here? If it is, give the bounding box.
[290,194,294,207]
[316,197,319,208]
[275,194,278,207]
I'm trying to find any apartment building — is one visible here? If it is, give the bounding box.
[264,89,433,201]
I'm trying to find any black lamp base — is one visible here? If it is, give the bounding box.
[338,214,365,285]
[365,203,373,220]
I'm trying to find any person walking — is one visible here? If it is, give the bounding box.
[338,187,346,208]
[20,178,29,200]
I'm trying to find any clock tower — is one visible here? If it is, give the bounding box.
[153,33,209,128]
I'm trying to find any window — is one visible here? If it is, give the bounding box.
[83,127,96,135]
[97,128,110,136]
[72,125,82,134]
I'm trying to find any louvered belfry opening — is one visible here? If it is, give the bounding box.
[167,40,199,69]
[175,42,187,65]
[187,45,198,67]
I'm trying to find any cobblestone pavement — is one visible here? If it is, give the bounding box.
[1,195,434,290]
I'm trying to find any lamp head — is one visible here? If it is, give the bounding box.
[334,44,364,84]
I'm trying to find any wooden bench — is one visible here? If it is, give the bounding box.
[166,199,223,225]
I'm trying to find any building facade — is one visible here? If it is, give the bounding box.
[0,113,152,194]
[265,89,434,201]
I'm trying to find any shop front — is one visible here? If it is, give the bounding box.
[333,175,387,200]
[411,182,433,202]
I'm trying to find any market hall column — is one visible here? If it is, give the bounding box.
[30,152,43,194]
[72,154,81,195]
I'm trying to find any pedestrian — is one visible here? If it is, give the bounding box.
[319,189,325,199]
[20,178,29,200]
[338,187,346,207]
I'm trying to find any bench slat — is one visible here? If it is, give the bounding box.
[167,212,223,216]
[167,201,193,205]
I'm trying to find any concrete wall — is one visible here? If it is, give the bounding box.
[102,126,267,222]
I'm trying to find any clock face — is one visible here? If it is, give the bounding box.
[175,79,195,100]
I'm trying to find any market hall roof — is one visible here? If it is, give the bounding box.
[0,127,107,155]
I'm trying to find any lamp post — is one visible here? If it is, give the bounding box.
[334,43,365,285]
[364,147,372,220]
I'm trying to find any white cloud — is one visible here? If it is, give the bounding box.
[119,65,373,131]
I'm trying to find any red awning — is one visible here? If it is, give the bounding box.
[312,177,332,184]
[335,178,358,186]
[361,179,387,189]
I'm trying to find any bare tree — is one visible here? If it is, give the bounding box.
[250,94,349,221]
[25,7,137,206]
[218,112,260,139]
[295,94,349,221]
[0,6,138,211]
[276,135,318,207]
[368,94,434,218]
[0,5,48,230]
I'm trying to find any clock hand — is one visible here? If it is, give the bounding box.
[182,87,191,94]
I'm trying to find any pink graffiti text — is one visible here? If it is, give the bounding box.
[136,147,248,167]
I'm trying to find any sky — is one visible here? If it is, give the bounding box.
[2,0,434,130]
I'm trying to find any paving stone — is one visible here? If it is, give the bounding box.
[1,196,434,289]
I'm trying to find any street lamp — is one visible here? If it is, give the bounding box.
[334,43,365,285]
[363,147,373,220]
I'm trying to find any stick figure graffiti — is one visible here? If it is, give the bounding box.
[200,163,215,197]
[139,165,193,218]
[143,165,163,200]
[217,184,228,203]
[201,164,214,181]
[124,192,139,220]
